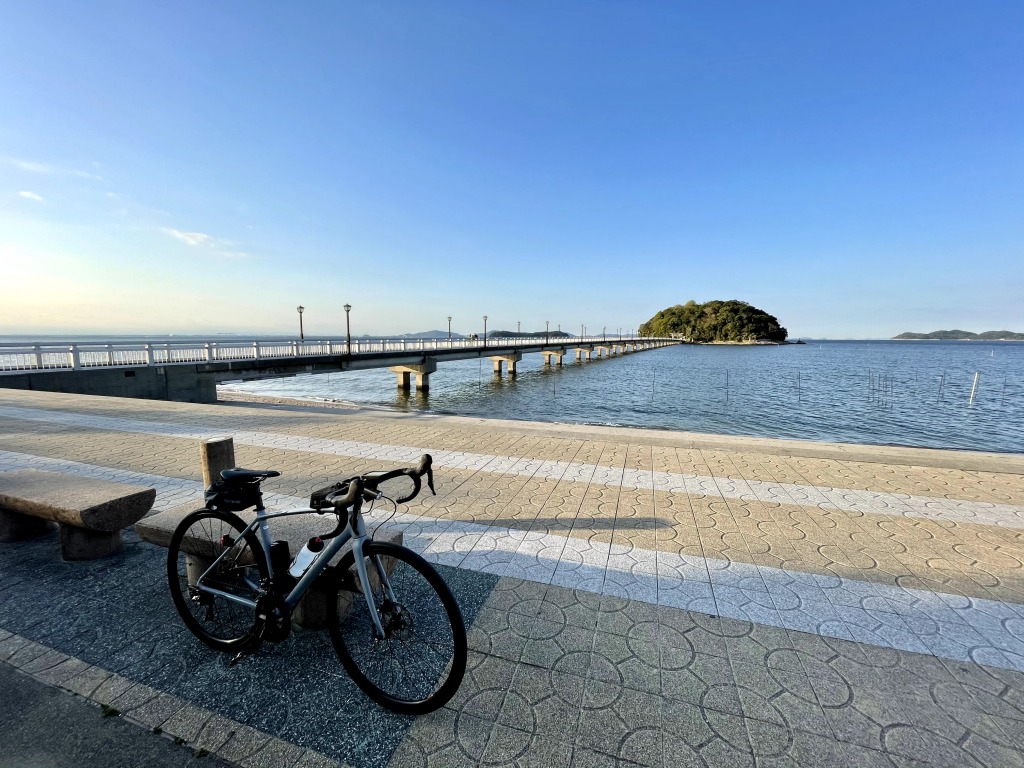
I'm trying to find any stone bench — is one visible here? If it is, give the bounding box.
[0,469,156,561]
[136,503,403,628]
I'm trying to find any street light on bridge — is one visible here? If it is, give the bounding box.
[297,305,305,341]
[447,316,452,342]
[344,304,352,354]
[545,320,549,344]
[483,315,488,348]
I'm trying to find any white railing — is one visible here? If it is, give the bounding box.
[0,335,672,374]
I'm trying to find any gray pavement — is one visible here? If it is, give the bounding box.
[2,388,1024,767]
[0,661,231,768]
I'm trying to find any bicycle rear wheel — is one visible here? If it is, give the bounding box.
[328,541,467,715]
[167,509,267,652]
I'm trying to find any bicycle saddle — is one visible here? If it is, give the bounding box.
[220,468,281,482]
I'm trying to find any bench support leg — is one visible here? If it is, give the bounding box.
[294,585,332,629]
[0,509,55,543]
[293,546,402,630]
[59,525,123,561]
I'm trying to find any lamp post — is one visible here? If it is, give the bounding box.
[447,316,452,342]
[545,320,549,344]
[603,326,606,342]
[517,320,520,337]
[483,315,488,348]
[296,305,305,341]
[581,323,584,340]
[343,303,352,354]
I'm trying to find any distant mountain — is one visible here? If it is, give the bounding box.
[893,330,1024,340]
[356,331,467,339]
[399,330,467,339]
[489,330,574,339]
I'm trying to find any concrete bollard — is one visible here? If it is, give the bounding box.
[202,437,236,487]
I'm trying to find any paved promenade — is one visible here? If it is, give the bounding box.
[1,388,1023,767]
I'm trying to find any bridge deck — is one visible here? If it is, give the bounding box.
[0,336,676,375]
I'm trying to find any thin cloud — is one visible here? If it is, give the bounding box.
[162,227,250,259]
[12,160,52,173]
[162,228,220,247]
[6,157,103,181]
[18,191,44,202]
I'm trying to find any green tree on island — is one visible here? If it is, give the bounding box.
[639,300,787,342]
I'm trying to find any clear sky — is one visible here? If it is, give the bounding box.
[2,1,1022,339]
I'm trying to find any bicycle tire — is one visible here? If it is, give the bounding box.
[167,509,267,652]
[328,541,467,715]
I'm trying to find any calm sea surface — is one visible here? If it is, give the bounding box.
[216,340,1024,454]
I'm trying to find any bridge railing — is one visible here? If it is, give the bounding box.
[0,335,667,373]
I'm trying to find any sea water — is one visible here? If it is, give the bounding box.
[220,340,1024,454]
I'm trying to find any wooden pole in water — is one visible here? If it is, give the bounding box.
[969,372,980,406]
[937,372,945,403]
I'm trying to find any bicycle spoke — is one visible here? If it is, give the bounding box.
[329,542,466,713]
[168,510,264,651]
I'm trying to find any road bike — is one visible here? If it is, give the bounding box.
[165,454,467,715]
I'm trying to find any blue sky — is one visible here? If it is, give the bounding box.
[2,1,1022,339]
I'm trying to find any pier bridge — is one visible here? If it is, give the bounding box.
[0,336,680,403]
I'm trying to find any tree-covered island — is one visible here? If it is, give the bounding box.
[639,300,788,343]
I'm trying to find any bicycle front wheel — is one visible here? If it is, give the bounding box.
[328,541,467,715]
[167,509,267,652]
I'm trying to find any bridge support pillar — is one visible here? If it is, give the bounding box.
[490,353,522,377]
[596,345,611,358]
[542,351,564,366]
[574,346,593,361]
[389,359,438,392]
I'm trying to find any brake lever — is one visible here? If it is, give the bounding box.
[393,469,421,504]
[416,454,436,495]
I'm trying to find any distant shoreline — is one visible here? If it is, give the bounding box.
[893,330,1024,341]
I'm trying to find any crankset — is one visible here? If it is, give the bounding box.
[254,592,292,644]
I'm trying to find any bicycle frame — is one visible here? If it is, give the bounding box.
[193,499,395,639]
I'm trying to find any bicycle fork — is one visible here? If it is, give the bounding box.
[351,535,398,641]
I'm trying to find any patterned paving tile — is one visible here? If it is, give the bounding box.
[3,404,1022,528]
[6,443,1024,676]
[3,390,1024,767]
